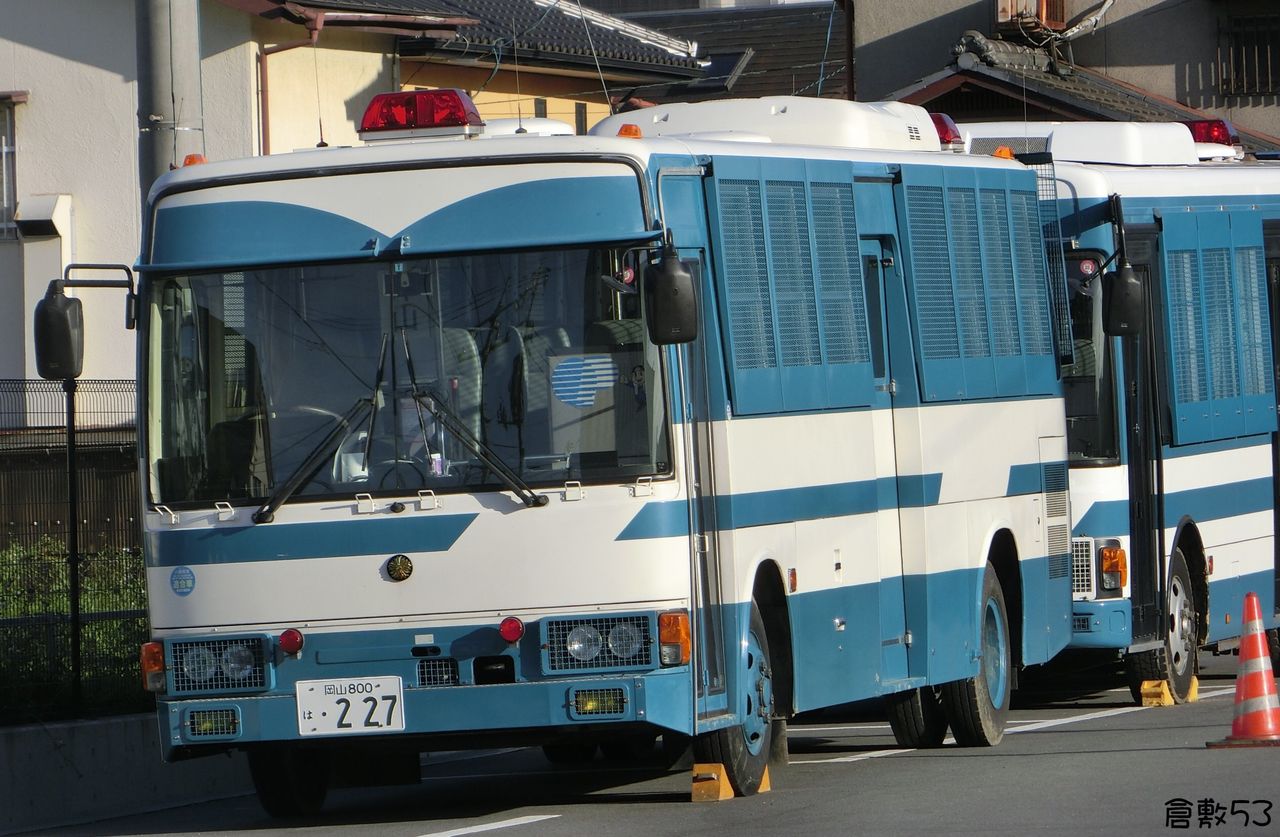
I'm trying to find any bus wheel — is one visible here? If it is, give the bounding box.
[942,563,1010,747]
[1268,628,1280,674]
[692,601,775,795]
[885,686,948,747]
[247,745,330,818]
[1126,549,1198,704]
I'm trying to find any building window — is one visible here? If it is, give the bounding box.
[1219,16,1280,96]
[1,100,15,240]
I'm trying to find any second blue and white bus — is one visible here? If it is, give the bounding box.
[961,119,1280,702]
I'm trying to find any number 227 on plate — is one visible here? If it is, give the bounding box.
[296,676,406,736]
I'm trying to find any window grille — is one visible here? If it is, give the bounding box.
[1,102,15,241]
[1219,16,1280,96]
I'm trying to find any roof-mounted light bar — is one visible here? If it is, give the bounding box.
[359,88,484,142]
[1180,118,1238,147]
[931,113,964,152]
[1179,118,1243,160]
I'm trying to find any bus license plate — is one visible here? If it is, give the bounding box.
[296,676,406,737]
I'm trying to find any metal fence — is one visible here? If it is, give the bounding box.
[0,379,151,724]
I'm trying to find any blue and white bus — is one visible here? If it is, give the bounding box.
[961,120,1280,702]
[65,92,1075,814]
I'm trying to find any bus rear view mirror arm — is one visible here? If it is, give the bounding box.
[33,264,137,382]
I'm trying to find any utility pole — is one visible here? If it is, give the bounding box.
[136,0,205,210]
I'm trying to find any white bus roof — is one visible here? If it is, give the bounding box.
[591,97,943,153]
[958,120,1240,165]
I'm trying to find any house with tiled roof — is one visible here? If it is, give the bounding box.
[388,0,705,130]
[861,0,1280,150]
[891,30,1280,154]
[618,3,850,102]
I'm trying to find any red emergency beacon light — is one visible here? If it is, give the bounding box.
[1180,118,1239,148]
[359,88,485,141]
[931,112,964,152]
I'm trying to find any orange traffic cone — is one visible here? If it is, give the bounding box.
[1206,591,1280,748]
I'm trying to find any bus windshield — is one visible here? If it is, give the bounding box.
[145,246,670,507]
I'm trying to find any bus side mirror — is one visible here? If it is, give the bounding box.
[1102,264,1144,336]
[644,243,699,345]
[34,284,85,380]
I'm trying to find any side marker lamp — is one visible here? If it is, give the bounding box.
[499,616,525,644]
[140,641,166,692]
[992,145,1016,159]
[658,610,691,666]
[1100,546,1127,590]
[616,123,643,139]
[279,628,305,656]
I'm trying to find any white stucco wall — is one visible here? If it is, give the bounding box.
[0,1,140,379]
[0,2,395,381]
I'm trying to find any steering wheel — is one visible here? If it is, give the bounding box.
[370,458,428,490]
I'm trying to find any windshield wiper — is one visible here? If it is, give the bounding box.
[250,397,373,523]
[401,328,547,508]
[252,339,388,525]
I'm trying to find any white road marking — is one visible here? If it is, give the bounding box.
[791,686,1236,764]
[417,814,561,837]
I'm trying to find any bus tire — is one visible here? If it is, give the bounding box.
[1125,548,1197,704]
[692,601,775,795]
[942,563,1010,747]
[1268,628,1280,674]
[247,745,330,818]
[885,686,948,748]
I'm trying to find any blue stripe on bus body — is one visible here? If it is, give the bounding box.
[146,513,478,567]
[615,474,944,541]
[1072,476,1274,536]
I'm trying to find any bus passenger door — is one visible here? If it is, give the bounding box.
[861,238,909,683]
[1125,234,1163,647]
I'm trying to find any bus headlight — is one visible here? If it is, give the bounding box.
[182,647,218,682]
[608,622,642,658]
[566,625,602,661]
[221,644,257,680]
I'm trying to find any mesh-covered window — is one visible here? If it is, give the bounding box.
[1161,212,1276,443]
[811,182,869,365]
[1011,191,1054,357]
[906,185,960,361]
[981,189,1021,357]
[719,179,776,372]
[948,188,991,359]
[712,160,877,414]
[766,180,821,368]
[903,171,1058,401]
[1236,247,1273,399]
[1166,249,1208,405]
[1203,248,1239,400]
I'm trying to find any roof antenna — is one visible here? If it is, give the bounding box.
[573,0,614,116]
[513,15,526,133]
[312,41,328,147]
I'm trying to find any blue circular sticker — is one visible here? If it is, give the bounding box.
[170,566,196,597]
